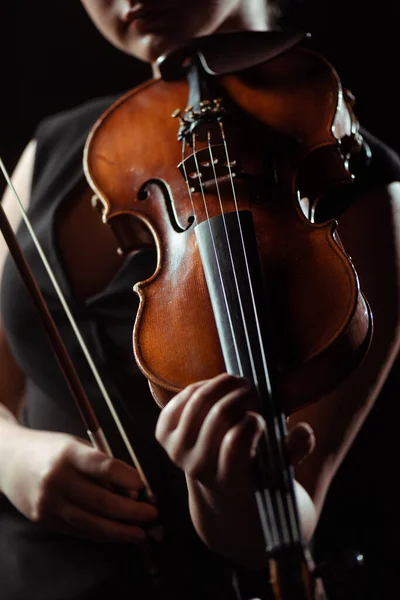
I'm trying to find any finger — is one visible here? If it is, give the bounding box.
[174,374,250,450]
[182,384,256,478]
[155,381,205,443]
[56,501,148,544]
[71,446,145,491]
[63,472,158,524]
[286,422,315,466]
[156,374,246,446]
[218,412,265,487]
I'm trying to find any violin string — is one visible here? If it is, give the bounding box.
[189,131,245,376]
[180,136,279,543]
[180,139,197,215]
[205,128,289,549]
[206,131,258,392]
[204,130,280,548]
[218,120,300,545]
[0,157,154,498]
[216,120,301,546]
[184,132,270,535]
[219,121,302,546]
[189,131,292,548]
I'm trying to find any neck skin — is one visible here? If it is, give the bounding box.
[151,0,281,77]
[218,0,281,34]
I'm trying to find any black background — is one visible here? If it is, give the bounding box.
[1,2,400,599]
[1,1,400,182]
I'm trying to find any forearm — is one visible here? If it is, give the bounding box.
[186,474,317,569]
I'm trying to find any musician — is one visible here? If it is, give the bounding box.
[1,1,399,599]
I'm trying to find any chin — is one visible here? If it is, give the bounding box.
[119,28,191,64]
[137,37,183,64]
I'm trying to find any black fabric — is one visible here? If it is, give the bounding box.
[0,95,236,600]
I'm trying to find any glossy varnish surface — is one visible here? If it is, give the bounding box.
[84,46,372,412]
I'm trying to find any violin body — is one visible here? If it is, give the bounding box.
[84,44,372,414]
[0,27,381,600]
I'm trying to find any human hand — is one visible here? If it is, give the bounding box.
[0,428,158,543]
[156,373,315,492]
[156,373,264,491]
[156,373,317,565]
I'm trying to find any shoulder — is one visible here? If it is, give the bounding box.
[339,181,400,336]
[291,182,400,511]
[1,140,37,214]
[336,129,400,324]
[0,140,37,282]
[361,129,400,186]
[332,181,400,428]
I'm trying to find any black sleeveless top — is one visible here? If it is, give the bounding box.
[1,94,400,600]
[0,96,238,600]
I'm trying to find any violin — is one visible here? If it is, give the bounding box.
[0,30,373,600]
[83,32,373,599]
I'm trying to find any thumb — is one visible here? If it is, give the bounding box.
[286,422,315,467]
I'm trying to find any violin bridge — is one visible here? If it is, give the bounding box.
[178,144,240,192]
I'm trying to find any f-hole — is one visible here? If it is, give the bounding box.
[139,179,194,233]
